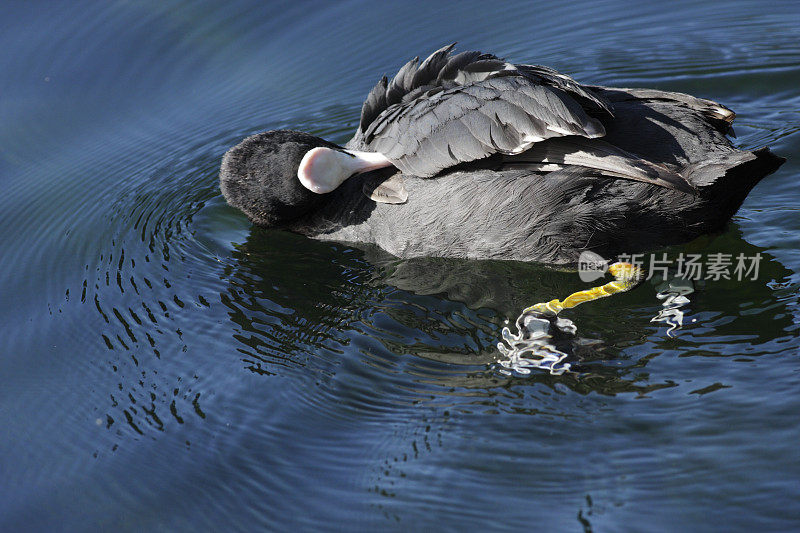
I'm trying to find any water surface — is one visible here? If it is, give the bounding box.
[1,1,799,530]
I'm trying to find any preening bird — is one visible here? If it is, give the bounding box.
[219,44,784,264]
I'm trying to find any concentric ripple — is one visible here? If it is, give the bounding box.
[2,0,800,531]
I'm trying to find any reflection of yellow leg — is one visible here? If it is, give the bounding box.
[523,263,643,316]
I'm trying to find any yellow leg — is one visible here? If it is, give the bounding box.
[523,262,643,316]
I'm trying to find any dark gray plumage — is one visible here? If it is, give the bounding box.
[219,130,341,226]
[219,46,785,264]
[350,44,609,178]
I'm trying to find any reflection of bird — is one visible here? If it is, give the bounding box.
[219,44,784,264]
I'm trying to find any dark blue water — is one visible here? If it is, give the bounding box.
[2,1,799,530]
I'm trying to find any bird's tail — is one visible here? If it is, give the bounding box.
[682,147,785,218]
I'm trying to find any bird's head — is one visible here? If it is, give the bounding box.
[220,130,390,226]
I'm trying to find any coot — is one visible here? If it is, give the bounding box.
[219,44,784,264]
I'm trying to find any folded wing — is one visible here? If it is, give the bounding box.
[349,44,609,178]
[348,45,695,193]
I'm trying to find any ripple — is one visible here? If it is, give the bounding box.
[2,0,800,530]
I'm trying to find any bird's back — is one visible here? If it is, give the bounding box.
[294,86,784,264]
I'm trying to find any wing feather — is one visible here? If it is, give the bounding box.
[386,57,419,107]
[351,45,613,178]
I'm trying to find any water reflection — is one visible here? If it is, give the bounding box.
[219,223,798,406]
[651,277,695,335]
